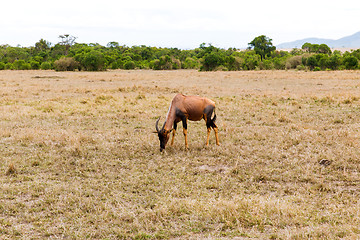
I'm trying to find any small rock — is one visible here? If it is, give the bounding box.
[319,159,332,166]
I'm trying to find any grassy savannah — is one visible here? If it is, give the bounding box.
[1,69,360,239]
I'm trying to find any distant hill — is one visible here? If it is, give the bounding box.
[277,31,360,49]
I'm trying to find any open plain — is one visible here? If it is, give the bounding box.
[1,69,360,239]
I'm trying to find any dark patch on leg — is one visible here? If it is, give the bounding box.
[204,105,219,145]
[204,105,216,129]
[175,107,187,129]
[171,121,179,146]
[175,107,189,149]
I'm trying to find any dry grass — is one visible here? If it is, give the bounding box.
[1,69,360,239]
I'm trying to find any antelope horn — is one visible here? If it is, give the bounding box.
[155,117,160,133]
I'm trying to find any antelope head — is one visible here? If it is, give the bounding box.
[155,117,171,152]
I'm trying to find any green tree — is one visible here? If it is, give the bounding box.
[30,60,40,69]
[151,59,161,70]
[51,44,67,60]
[13,60,31,70]
[201,52,225,71]
[327,54,342,70]
[241,51,260,70]
[183,57,199,69]
[318,44,331,55]
[342,56,359,69]
[159,55,172,70]
[35,39,51,52]
[58,34,77,55]
[306,55,317,70]
[316,54,329,70]
[79,50,105,71]
[4,47,30,62]
[310,44,320,53]
[302,43,312,52]
[107,41,119,48]
[40,62,52,70]
[172,57,181,69]
[351,49,360,60]
[124,61,135,70]
[196,43,217,58]
[301,43,330,54]
[150,55,173,70]
[248,35,276,61]
[273,57,286,70]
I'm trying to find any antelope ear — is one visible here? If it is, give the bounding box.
[152,131,158,134]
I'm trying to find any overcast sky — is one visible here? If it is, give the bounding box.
[1,0,359,49]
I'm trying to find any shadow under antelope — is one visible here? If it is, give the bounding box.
[155,93,220,152]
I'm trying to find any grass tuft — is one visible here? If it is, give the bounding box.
[6,163,17,176]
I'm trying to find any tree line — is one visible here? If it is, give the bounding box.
[0,35,359,71]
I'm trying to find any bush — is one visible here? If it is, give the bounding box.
[317,54,329,70]
[201,52,225,71]
[216,65,228,71]
[327,54,341,70]
[30,61,40,70]
[273,58,286,70]
[286,55,302,69]
[343,56,359,70]
[5,63,14,70]
[78,50,105,71]
[150,56,174,70]
[259,60,274,70]
[54,57,79,71]
[13,60,31,70]
[124,61,135,70]
[183,57,199,69]
[243,55,259,70]
[40,62,52,70]
[110,62,118,69]
[225,56,241,71]
[0,62,5,70]
[159,55,172,70]
[172,58,181,69]
[296,64,306,71]
[230,56,244,71]
[151,59,161,70]
[306,55,317,70]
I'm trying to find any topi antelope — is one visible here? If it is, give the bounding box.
[155,93,220,152]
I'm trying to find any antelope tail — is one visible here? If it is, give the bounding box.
[212,110,217,123]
